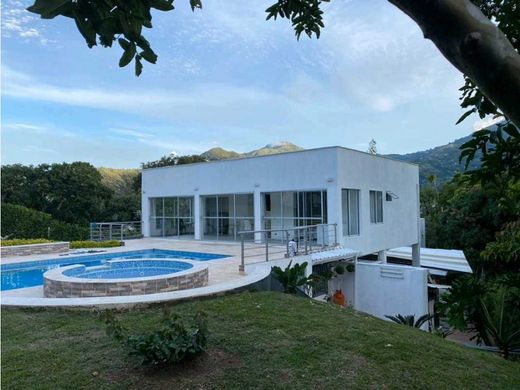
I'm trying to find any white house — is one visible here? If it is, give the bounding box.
[141,146,421,262]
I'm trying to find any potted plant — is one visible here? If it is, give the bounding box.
[332,264,346,306]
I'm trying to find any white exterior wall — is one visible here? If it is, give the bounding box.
[336,149,420,255]
[141,147,419,256]
[354,262,428,327]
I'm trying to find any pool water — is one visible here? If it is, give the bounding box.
[1,249,227,290]
[63,260,193,279]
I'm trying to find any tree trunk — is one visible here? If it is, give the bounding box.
[388,0,520,128]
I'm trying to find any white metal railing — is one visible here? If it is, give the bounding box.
[238,223,338,273]
[89,221,142,241]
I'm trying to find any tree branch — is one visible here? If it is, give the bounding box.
[388,0,520,128]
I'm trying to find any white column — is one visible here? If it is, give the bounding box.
[194,193,201,240]
[412,243,420,267]
[327,185,342,241]
[254,189,262,243]
[141,194,149,237]
[377,250,387,263]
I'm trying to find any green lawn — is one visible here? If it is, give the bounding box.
[2,292,519,389]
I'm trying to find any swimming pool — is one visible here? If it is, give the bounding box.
[1,249,228,291]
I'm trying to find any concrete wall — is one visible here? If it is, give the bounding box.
[354,262,428,327]
[1,242,69,257]
[336,149,420,254]
[142,147,420,256]
[142,148,338,237]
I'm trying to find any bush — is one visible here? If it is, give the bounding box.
[439,274,520,357]
[271,261,310,294]
[0,238,54,246]
[101,311,208,367]
[1,203,89,241]
[70,240,122,249]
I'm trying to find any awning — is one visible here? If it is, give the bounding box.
[387,247,472,273]
[311,247,359,265]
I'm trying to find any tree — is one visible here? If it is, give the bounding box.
[141,154,207,169]
[27,0,520,130]
[1,163,112,225]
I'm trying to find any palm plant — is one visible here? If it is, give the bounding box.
[479,287,520,359]
[385,313,433,329]
[271,261,310,294]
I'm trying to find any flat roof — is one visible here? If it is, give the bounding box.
[387,247,472,273]
[143,145,419,172]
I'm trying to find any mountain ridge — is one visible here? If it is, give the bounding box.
[197,136,478,186]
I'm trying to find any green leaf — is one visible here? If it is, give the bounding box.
[135,55,143,77]
[119,42,136,68]
[456,108,476,125]
[27,0,70,18]
[74,16,97,48]
[118,38,131,51]
[148,0,174,12]
[140,48,157,64]
[190,0,202,11]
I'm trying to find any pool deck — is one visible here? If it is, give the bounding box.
[1,238,294,307]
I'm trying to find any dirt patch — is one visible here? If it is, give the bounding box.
[104,348,242,389]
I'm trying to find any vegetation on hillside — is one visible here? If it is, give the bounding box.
[2,292,519,389]
[1,203,89,241]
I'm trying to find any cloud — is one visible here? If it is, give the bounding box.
[110,128,154,139]
[1,1,49,45]
[2,122,47,133]
[473,116,504,131]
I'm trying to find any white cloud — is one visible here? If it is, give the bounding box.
[473,116,504,131]
[2,122,47,133]
[1,1,50,45]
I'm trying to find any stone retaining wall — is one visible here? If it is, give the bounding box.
[44,268,208,298]
[1,242,70,257]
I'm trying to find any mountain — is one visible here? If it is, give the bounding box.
[387,135,480,186]
[200,147,241,161]
[199,138,477,187]
[98,167,139,196]
[200,141,303,161]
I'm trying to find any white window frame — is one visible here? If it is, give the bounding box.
[369,190,384,224]
[342,188,360,236]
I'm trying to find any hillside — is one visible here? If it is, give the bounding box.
[200,141,303,161]
[200,147,241,161]
[97,167,140,196]
[199,138,476,186]
[3,292,519,389]
[387,135,480,186]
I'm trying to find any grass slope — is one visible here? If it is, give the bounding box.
[2,292,519,389]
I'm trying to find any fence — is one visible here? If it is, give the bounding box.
[238,223,338,273]
[89,221,142,241]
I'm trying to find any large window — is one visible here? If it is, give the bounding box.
[262,190,327,234]
[342,189,360,236]
[369,190,383,223]
[201,194,254,240]
[149,197,194,237]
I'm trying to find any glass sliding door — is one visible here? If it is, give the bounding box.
[201,193,254,240]
[262,190,328,241]
[149,196,194,238]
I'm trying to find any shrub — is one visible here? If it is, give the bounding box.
[439,274,520,358]
[271,261,310,294]
[0,238,54,246]
[1,203,89,241]
[70,240,122,249]
[101,310,208,367]
[385,314,433,329]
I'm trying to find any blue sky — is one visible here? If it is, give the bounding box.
[1,0,488,168]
